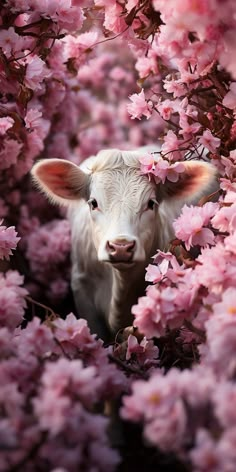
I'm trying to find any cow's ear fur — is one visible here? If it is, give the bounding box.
[159,161,219,204]
[31,159,89,205]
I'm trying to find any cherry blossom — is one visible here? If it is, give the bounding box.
[145,258,169,283]
[222,82,236,110]
[0,27,24,57]
[0,116,14,135]
[198,130,221,153]
[125,334,159,366]
[0,221,20,260]
[173,202,218,250]
[127,89,153,120]
[152,158,185,184]
[24,55,52,91]
[1,0,236,469]
[0,271,28,330]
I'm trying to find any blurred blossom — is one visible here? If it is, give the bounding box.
[0,0,236,469]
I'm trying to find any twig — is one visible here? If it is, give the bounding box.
[26,296,56,318]
[108,354,149,379]
[184,319,206,341]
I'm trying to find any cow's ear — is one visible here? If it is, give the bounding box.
[31,159,89,205]
[159,161,219,204]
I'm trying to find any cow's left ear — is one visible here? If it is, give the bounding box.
[159,161,219,204]
[31,158,90,206]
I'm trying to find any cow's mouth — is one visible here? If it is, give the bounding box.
[107,260,136,270]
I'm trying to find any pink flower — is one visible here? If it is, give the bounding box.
[45,358,98,397]
[0,139,23,171]
[156,99,176,120]
[200,288,236,376]
[16,317,55,357]
[220,152,236,179]
[213,381,236,429]
[139,153,157,174]
[52,313,126,399]
[222,82,236,110]
[225,232,236,254]
[64,31,98,64]
[103,3,127,34]
[126,334,145,360]
[131,287,164,338]
[198,130,221,153]
[24,55,51,91]
[161,130,185,161]
[0,327,14,358]
[135,53,159,79]
[33,0,85,32]
[125,0,139,12]
[220,29,236,81]
[125,334,159,365]
[53,312,95,347]
[121,369,187,452]
[0,116,14,135]
[0,27,24,58]
[0,271,28,330]
[145,258,169,283]
[173,203,218,250]
[152,251,187,281]
[179,115,202,136]
[34,390,71,435]
[211,203,236,234]
[0,222,20,260]
[153,158,185,183]
[213,287,236,318]
[195,242,235,294]
[190,429,221,472]
[163,77,186,98]
[137,338,159,366]
[127,89,153,120]
[25,109,45,131]
[25,219,71,300]
[132,284,186,338]
[145,399,187,452]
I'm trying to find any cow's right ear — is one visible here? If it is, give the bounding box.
[31,159,89,205]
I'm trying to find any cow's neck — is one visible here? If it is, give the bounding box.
[108,264,146,333]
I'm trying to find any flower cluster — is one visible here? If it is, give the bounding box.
[25,219,71,302]
[121,366,236,470]
[0,221,20,260]
[0,310,123,471]
[173,202,218,250]
[1,0,236,471]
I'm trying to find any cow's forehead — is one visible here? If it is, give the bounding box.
[90,166,155,209]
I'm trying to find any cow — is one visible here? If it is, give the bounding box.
[31,148,218,339]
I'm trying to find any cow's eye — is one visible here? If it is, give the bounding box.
[147,199,156,210]
[88,198,98,210]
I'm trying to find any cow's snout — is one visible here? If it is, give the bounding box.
[107,239,136,262]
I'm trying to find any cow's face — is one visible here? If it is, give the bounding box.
[31,149,218,269]
[87,167,159,266]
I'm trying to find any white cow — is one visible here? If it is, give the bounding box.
[31,148,218,339]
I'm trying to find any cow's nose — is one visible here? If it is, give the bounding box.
[106,240,136,262]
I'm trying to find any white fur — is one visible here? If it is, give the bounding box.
[32,147,218,338]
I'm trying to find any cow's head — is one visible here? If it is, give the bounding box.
[31,149,218,268]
